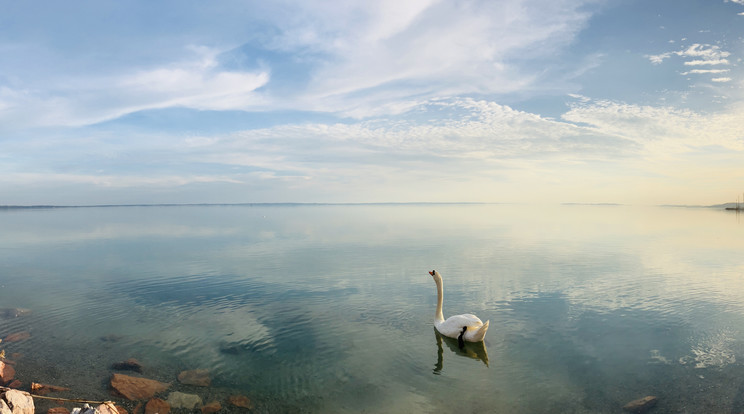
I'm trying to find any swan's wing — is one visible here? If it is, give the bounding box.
[436,314,484,338]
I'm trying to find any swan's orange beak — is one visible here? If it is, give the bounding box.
[429,270,435,276]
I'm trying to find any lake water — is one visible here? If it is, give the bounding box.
[1,204,743,413]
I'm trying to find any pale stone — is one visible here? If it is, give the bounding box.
[70,404,95,414]
[166,392,202,409]
[96,402,119,414]
[0,400,11,414]
[2,390,35,414]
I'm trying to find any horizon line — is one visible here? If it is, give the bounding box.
[0,201,735,210]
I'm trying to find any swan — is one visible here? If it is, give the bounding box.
[429,270,489,343]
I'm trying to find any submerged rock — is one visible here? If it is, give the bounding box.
[200,401,221,414]
[3,332,30,343]
[48,407,71,414]
[31,382,70,395]
[227,395,253,409]
[166,392,202,409]
[0,309,31,319]
[144,398,169,414]
[1,390,34,414]
[623,395,658,413]
[110,373,170,401]
[111,358,143,373]
[177,369,210,387]
[0,362,16,383]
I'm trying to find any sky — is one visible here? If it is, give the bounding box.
[1,0,743,206]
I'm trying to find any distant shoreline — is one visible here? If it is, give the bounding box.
[0,202,737,210]
[0,202,495,210]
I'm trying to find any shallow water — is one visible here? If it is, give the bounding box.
[1,204,743,413]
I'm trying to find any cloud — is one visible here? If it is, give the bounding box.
[647,52,672,64]
[648,44,731,66]
[0,47,269,128]
[681,69,730,75]
[647,44,734,84]
[679,44,730,60]
[684,59,730,66]
[288,0,594,116]
[561,98,744,152]
[2,0,599,127]
[3,96,744,204]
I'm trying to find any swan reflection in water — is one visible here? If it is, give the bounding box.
[433,328,489,374]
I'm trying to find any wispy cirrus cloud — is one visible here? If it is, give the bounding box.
[0,47,269,129]
[647,44,730,66]
[647,43,733,83]
[0,0,599,128]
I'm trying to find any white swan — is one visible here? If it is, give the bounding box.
[429,270,489,343]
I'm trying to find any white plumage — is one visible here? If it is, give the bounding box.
[429,270,489,342]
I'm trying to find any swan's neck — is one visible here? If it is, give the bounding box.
[434,276,445,323]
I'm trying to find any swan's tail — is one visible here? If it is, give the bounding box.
[473,320,489,342]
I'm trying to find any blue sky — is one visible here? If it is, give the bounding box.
[1,0,743,205]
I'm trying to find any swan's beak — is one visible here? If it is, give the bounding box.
[429,270,435,276]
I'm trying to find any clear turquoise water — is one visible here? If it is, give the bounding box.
[1,204,743,413]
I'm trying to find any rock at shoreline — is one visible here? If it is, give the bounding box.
[200,402,221,414]
[110,374,170,401]
[112,359,143,373]
[623,395,658,413]
[1,390,34,414]
[70,404,94,414]
[31,383,70,395]
[0,361,16,383]
[144,398,169,414]
[48,407,71,414]
[177,369,210,387]
[0,309,31,319]
[96,403,119,414]
[166,392,202,409]
[3,332,30,343]
[227,395,253,410]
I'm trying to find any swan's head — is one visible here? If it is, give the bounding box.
[429,270,441,279]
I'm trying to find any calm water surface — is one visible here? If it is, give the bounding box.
[1,204,743,413]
